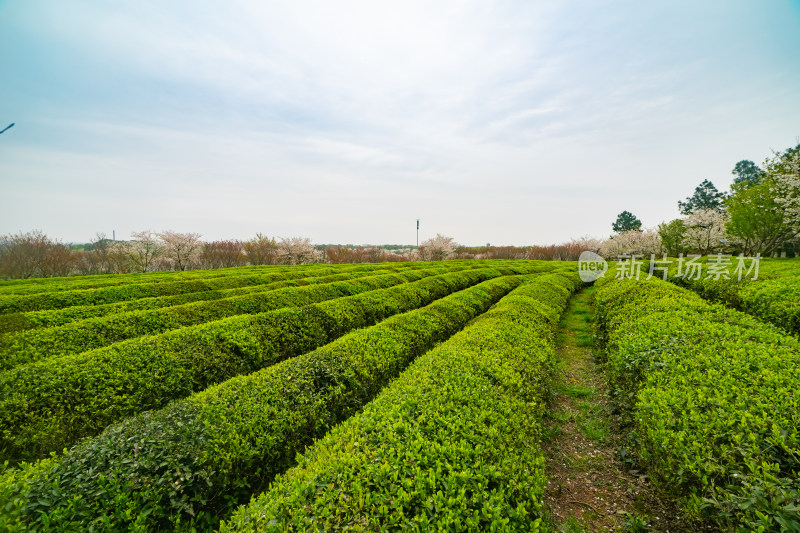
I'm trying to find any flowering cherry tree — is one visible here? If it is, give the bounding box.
[277,237,323,265]
[598,228,663,258]
[681,208,729,255]
[157,231,202,271]
[770,148,800,236]
[418,234,457,261]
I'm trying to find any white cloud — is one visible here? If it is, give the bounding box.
[1,0,799,244]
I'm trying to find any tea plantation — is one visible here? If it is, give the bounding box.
[1,259,798,531]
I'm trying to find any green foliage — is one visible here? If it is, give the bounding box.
[731,159,764,188]
[612,210,642,233]
[726,178,793,255]
[0,267,501,464]
[6,274,541,531]
[561,518,588,533]
[621,513,648,532]
[0,266,409,335]
[678,179,726,215]
[660,257,800,336]
[219,273,582,532]
[0,262,564,369]
[23,403,211,532]
[0,270,297,314]
[0,262,471,310]
[0,313,33,337]
[0,456,59,532]
[595,278,800,531]
[657,218,686,256]
[0,264,305,296]
[764,142,800,176]
[0,268,433,369]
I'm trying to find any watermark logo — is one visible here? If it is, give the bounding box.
[578,251,608,282]
[577,252,761,281]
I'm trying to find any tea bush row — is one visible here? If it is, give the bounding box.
[0,263,420,314]
[671,274,800,336]
[0,265,420,335]
[639,256,800,336]
[595,278,800,531]
[0,268,449,369]
[220,272,582,532]
[0,264,288,296]
[2,275,526,531]
[0,267,504,464]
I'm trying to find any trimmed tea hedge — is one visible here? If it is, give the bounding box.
[0,262,452,314]
[0,268,447,369]
[638,256,800,336]
[672,274,800,336]
[0,265,289,296]
[220,272,582,532]
[0,267,327,314]
[0,265,416,335]
[595,278,800,531]
[0,260,528,297]
[5,275,524,531]
[0,260,549,297]
[0,267,501,463]
[0,262,558,367]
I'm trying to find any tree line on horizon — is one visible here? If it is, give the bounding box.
[0,230,592,280]
[605,141,800,258]
[5,140,795,279]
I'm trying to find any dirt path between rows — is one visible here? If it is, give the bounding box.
[542,286,697,533]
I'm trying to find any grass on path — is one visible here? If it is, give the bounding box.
[542,285,691,533]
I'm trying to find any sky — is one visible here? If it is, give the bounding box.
[1,1,799,246]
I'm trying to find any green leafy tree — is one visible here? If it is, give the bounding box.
[726,179,793,255]
[678,179,726,215]
[657,219,686,256]
[731,160,764,188]
[611,211,642,233]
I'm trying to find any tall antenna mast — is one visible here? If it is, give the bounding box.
[416,219,419,248]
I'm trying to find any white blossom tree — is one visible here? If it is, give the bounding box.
[418,234,457,261]
[129,230,161,273]
[107,241,135,274]
[277,237,323,265]
[571,236,604,253]
[769,147,800,236]
[157,230,202,271]
[598,228,663,258]
[681,209,729,255]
